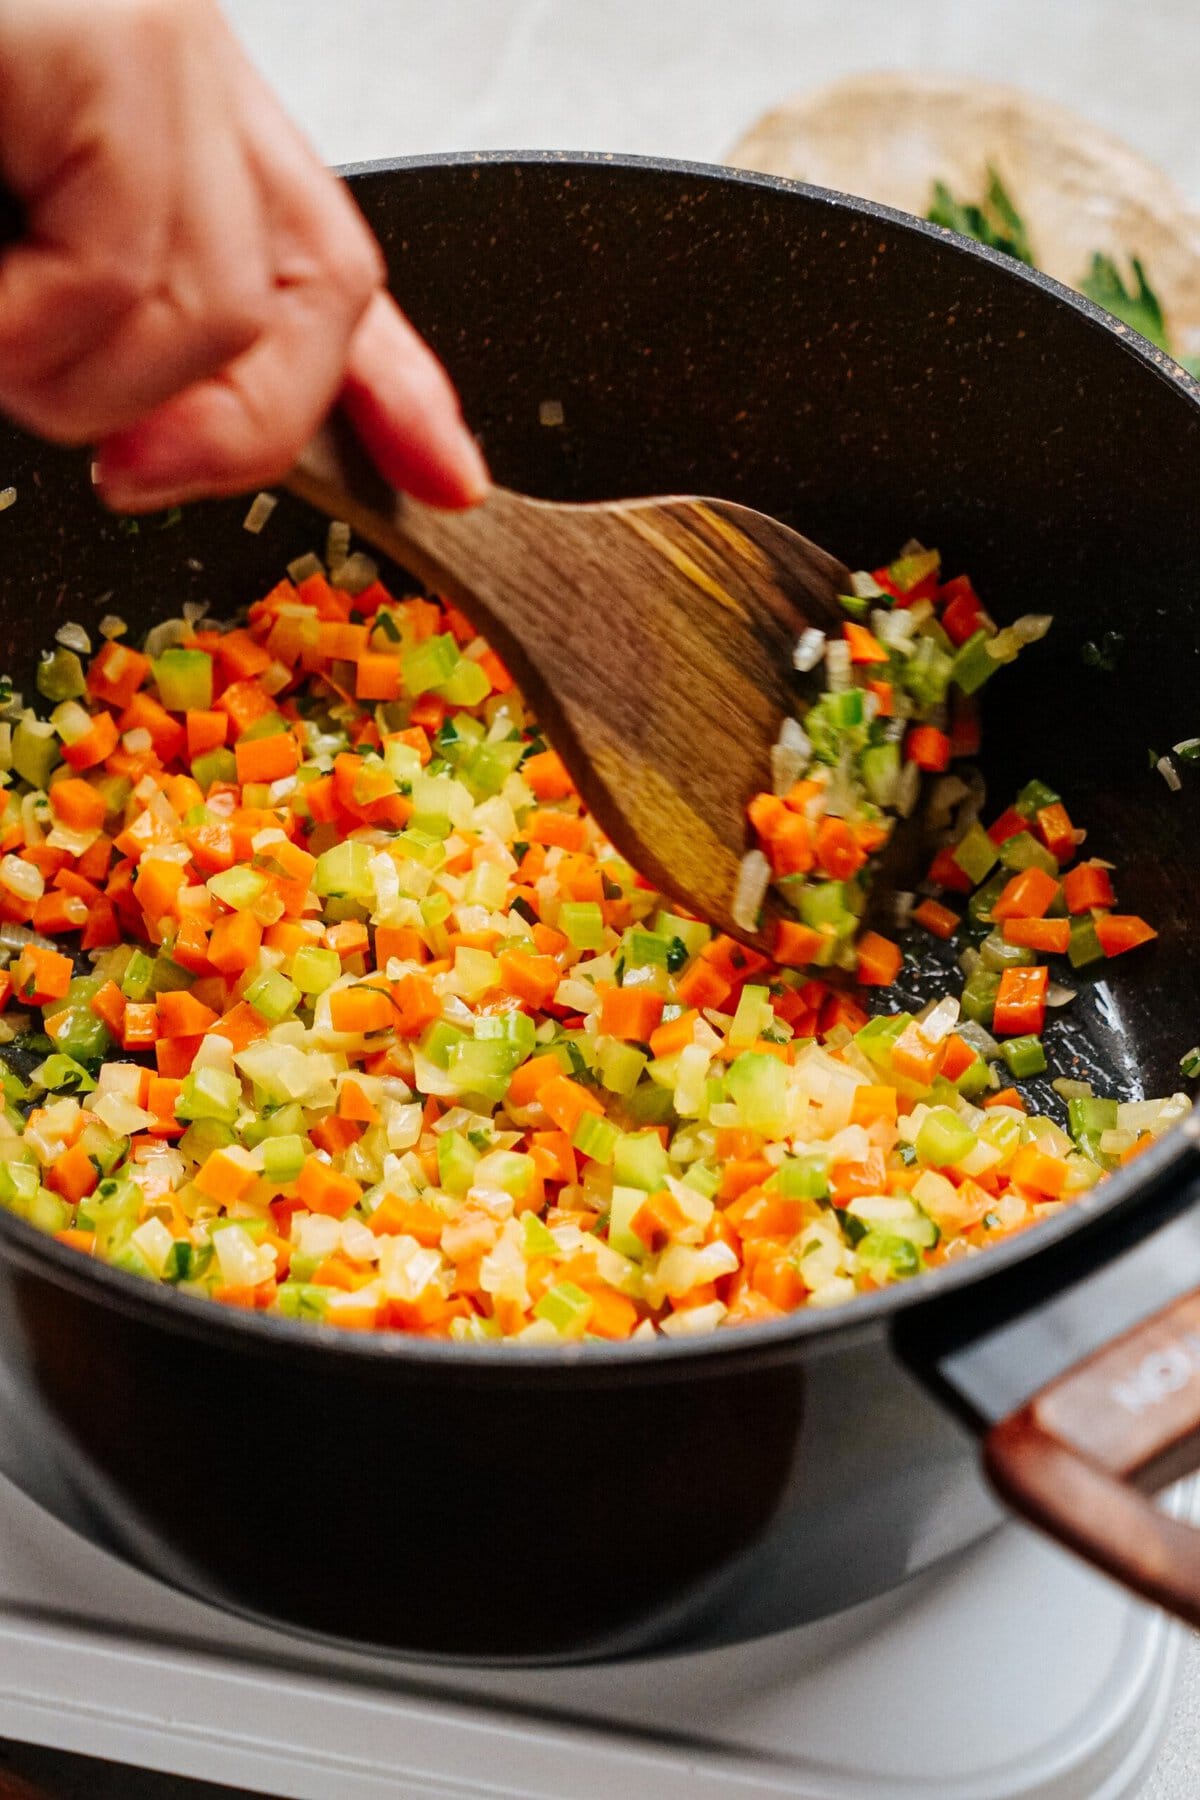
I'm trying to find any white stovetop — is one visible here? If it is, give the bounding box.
[15,3,1195,1790]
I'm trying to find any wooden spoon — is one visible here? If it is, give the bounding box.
[287,423,850,951]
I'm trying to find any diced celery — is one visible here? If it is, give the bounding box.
[276,1282,332,1321]
[1001,1035,1047,1078]
[1068,916,1105,969]
[856,1230,923,1282]
[915,1106,978,1167]
[523,1213,559,1256]
[607,1185,648,1259]
[622,1082,676,1126]
[244,969,301,1023]
[33,1053,96,1095]
[998,832,1058,876]
[1068,1095,1118,1159]
[572,1111,620,1165]
[43,1006,111,1065]
[729,984,773,1048]
[460,740,523,798]
[437,1129,482,1197]
[1015,779,1061,817]
[726,1052,790,1137]
[239,710,289,742]
[474,1149,537,1200]
[560,901,605,950]
[438,658,491,707]
[474,1009,537,1061]
[292,945,341,995]
[950,630,999,696]
[420,1021,466,1070]
[961,968,1001,1027]
[463,859,509,910]
[402,634,460,696]
[179,1119,236,1163]
[191,748,238,792]
[0,1160,40,1210]
[149,955,193,995]
[596,1038,646,1096]
[952,823,998,885]
[533,1280,593,1334]
[776,1153,829,1199]
[153,648,213,712]
[652,911,711,961]
[847,1194,938,1249]
[967,870,1009,924]
[240,1102,305,1146]
[176,1066,241,1124]
[446,1038,522,1102]
[854,1012,910,1072]
[11,718,59,788]
[954,1054,992,1100]
[313,840,374,902]
[613,1130,670,1192]
[861,741,900,807]
[120,948,156,1002]
[979,931,1036,973]
[207,866,269,911]
[37,648,86,702]
[901,635,953,708]
[681,1161,720,1198]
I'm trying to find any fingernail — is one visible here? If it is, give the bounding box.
[454,423,490,505]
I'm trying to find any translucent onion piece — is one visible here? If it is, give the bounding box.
[243,491,278,534]
[731,849,771,934]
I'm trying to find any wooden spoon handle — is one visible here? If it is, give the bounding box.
[985,1283,1200,1623]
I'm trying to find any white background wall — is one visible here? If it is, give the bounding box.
[224,0,1200,197]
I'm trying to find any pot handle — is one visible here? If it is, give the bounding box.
[985,1285,1200,1624]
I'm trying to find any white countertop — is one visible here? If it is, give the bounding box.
[216,4,1200,1791]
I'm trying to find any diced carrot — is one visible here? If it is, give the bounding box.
[61,710,119,770]
[1010,1142,1070,1200]
[234,732,299,785]
[939,1033,979,1083]
[134,857,186,924]
[117,691,185,760]
[597,983,665,1042]
[214,1001,269,1052]
[987,806,1029,846]
[928,846,974,894]
[328,985,397,1035]
[216,677,276,736]
[525,809,587,852]
[993,965,1049,1036]
[1002,917,1071,953]
[296,1158,362,1219]
[355,653,403,702]
[843,621,887,663]
[372,925,426,968]
[156,990,219,1037]
[855,930,902,986]
[850,1084,899,1126]
[80,897,121,952]
[154,1034,204,1078]
[31,891,88,935]
[891,1019,949,1086]
[325,919,370,960]
[369,1193,447,1243]
[991,867,1060,921]
[507,1052,566,1109]
[913,898,959,940]
[391,972,441,1036]
[528,1129,577,1185]
[676,958,733,1009]
[213,628,272,683]
[1094,914,1158,956]
[309,1116,363,1156]
[87,640,151,709]
[119,1001,158,1052]
[186,709,228,758]
[1063,861,1115,914]
[770,919,823,968]
[538,1074,604,1135]
[47,1141,99,1205]
[194,1148,259,1204]
[768,812,815,876]
[814,816,867,881]
[208,910,263,973]
[49,778,107,832]
[13,946,73,1004]
[522,750,573,801]
[906,724,951,772]
[984,1086,1026,1111]
[866,678,893,717]
[497,949,559,1010]
[54,1227,97,1255]
[1035,802,1077,863]
[649,1010,700,1058]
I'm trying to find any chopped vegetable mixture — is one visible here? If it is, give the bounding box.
[0,538,1179,1343]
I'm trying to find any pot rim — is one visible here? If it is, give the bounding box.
[2,147,1197,1373]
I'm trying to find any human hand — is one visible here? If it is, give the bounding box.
[0,0,488,511]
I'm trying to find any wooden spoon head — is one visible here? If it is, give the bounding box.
[288,432,850,951]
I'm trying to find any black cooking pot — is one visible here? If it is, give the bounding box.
[0,152,1198,1663]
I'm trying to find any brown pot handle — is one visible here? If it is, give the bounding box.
[985,1286,1200,1621]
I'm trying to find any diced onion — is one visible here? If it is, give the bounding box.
[243,491,278,534]
[1047,982,1077,1008]
[731,849,771,934]
[287,552,324,584]
[98,614,127,640]
[0,487,16,512]
[55,622,91,655]
[792,628,826,673]
[1157,755,1182,792]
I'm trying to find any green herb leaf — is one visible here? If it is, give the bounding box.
[1080,254,1169,351]
[926,168,1034,266]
